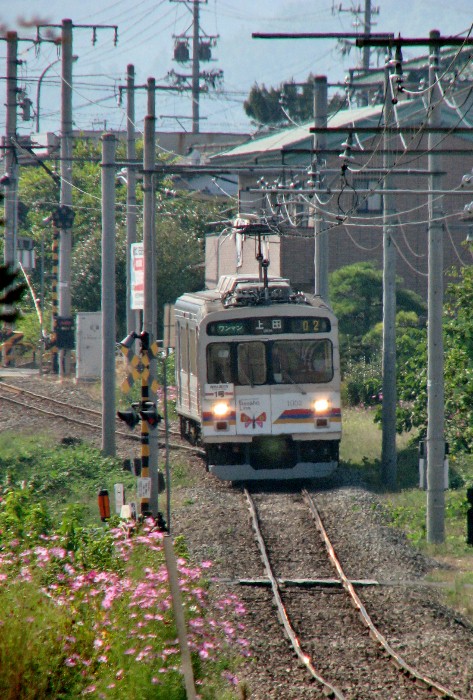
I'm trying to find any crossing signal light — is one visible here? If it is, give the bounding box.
[117,404,140,429]
[139,401,162,428]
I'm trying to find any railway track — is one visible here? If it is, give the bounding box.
[243,487,465,700]
[0,379,202,455]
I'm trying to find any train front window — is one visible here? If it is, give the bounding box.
[207,343,232,383]
[237,342,266,385]
[272,340,333,384]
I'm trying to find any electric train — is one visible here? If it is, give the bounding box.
[174,274,341,481]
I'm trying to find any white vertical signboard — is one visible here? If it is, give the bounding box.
[131,243,144,310]
[114,483,125,514]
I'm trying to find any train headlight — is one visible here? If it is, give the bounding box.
[314,398,329,414]
[212,401,230,418]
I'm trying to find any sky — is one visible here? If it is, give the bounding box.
[0,0,472,137]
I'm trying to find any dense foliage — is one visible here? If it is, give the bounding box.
[396,267,473,454]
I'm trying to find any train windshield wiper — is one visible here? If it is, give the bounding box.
[282,369,306,395]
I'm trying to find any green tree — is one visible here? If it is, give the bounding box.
[396,266,473,453]
[329,261,426,364]
[244,75,345,128]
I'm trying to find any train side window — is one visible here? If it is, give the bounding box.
[207,343,232,383]
[189,328,197,375]
[179,324,189,372]
[237,342,266,385]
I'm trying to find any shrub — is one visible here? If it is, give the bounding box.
[342,356,382,407]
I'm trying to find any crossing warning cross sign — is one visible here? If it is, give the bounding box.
[120,344,159,394]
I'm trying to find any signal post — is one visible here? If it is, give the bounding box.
[118,331,163,522]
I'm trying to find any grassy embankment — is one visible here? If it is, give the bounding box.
[342,407,473,621]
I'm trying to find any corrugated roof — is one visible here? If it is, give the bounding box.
[210,96,473,165]
[210,102,405,162]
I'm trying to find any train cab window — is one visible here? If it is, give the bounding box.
[207,343,232,383]
[272,340,333,384]
[237,342,266,385]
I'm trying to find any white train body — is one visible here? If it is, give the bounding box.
[174,274,341,481]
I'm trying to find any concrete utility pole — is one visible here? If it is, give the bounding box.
[125,64,139,336]
[426,29,445,544]
[313,76,329,301]
[191,0,200,134]
[169,0,222,133]
[59,18,74,379]
[143,94,159,516]
[101,133,117,456]
[4,32,19,268]
[381,54,397,488]
[34,18,117,377]
[362,0,373,72]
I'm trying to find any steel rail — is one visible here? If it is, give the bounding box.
[0,380,179,435]
[302,489,466,700]
[0,385,203,454]
[243,488,346,700]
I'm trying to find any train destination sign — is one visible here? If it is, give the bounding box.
[207,317,331,336]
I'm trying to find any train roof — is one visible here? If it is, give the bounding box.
[175,274,335,319]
